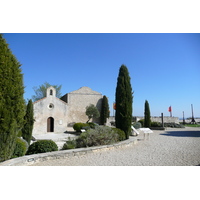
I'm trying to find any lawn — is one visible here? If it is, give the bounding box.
[184,124,200,127]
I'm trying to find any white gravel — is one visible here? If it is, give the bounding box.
[31,127,200,166]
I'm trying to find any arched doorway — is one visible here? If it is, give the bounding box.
[47,117,54,132]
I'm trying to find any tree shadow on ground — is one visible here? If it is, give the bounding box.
[160,131,200,138]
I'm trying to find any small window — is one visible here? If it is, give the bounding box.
[50,89,53,95]
[48,103,54,109]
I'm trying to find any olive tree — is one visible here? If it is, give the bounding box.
[85,104,100,123]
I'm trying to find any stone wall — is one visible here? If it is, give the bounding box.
[106,116,180,126]
[62,87,103,126]
[134,116,179,124]
[151,116,179,124]
[33,87,68,134]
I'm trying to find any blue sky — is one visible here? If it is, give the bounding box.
[3,33,200,118]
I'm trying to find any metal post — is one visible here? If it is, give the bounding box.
[191,104,195,124]
[161,113,164,128]
[183,111,185,125]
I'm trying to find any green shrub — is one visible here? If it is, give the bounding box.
[87,122,99,129]
[26,140,58,155]
[17,130,22,137]
[151,122,162,127]
[76,126,119,148]
[112,128,126,141]
[138,119,144,127]
[12,137,28,158]
[164,123,185,128]
[132,122,142,129]
[73,123,90,132]
[62,138,77,150]
[73,123,82,132]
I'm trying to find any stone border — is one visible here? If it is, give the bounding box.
[0,136,138,166]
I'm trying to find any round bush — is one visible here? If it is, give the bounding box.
[112,128,126,141]
[138,119,144,127]
[73,123,90,132]
[26,140,58,155]
[132,122,142,129]
[12,137,28,158]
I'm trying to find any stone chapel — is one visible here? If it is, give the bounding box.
[32,86,103,135]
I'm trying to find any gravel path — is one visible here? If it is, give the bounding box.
[31,127,200,166]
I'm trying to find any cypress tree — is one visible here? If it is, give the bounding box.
[100,95,110,125]
[115,65,133,139]
[22,99,34,145]
[0,34,25,162]
[144,100,151,128]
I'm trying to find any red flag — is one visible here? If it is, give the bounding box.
[168,106,172,112]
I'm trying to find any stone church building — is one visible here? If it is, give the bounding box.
[32,86,103,135]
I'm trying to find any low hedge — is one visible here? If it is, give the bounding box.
[62,126,126,150]
[76,126,119,148]
[112,128,126,141]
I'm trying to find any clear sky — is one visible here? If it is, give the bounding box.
[3,33,200,118]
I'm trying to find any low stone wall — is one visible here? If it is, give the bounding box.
[107,116,180,125]
[151,116,179,124]
[0,137,138,166]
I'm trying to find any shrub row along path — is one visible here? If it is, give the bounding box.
[30,127,200,166]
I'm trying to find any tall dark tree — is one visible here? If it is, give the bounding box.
[22,99,34,145]
[144,100,151,128]
[115,65,133,139]
[100,95,110,125]
[0,34,25,162]
[32,82,62,102]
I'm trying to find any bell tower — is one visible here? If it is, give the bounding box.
[46,86,56,97]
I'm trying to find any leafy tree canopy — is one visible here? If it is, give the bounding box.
[32,82,62,102]
[86,104,100,123]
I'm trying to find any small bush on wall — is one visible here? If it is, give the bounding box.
[62,138,77,150]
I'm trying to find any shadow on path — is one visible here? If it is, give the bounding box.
[160,131,200,137]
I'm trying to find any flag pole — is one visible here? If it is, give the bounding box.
[170,106,172,117]
[168,105,172,117]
